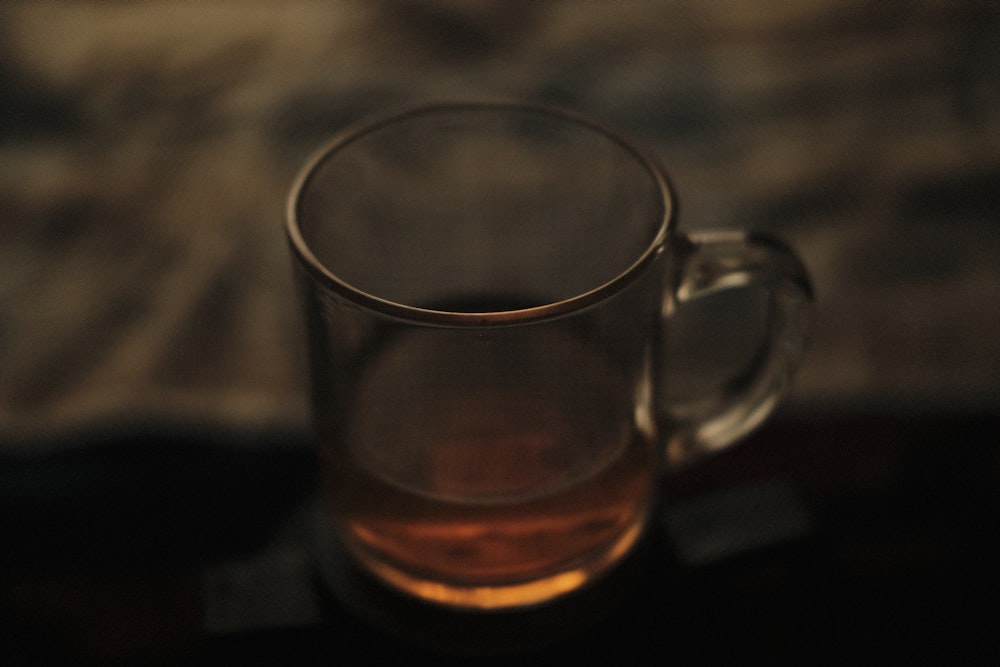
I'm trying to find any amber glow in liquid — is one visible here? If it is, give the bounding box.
[324,434,654,609]
[319,323,658,609]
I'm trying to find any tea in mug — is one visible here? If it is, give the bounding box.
[319,318,658,608]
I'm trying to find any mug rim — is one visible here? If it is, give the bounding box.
[285,100,675,327]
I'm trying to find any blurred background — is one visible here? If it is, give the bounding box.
[3,0,999,439]
[1,1,998,663]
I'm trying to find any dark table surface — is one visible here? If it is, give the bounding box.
[3,412,998,665]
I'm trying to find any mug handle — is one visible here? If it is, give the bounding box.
[661,231,813,467]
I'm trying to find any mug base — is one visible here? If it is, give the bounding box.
[313,510,651,655]
[344,516,645,610]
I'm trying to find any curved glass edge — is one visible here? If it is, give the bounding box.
[284,100,675,328]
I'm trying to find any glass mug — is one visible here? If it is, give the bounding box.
[285,102,811,612]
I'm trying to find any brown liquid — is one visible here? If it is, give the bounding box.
[324,434,653,606]
[320,324,658,608]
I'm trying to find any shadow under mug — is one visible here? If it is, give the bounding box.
[285,101,812,613]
